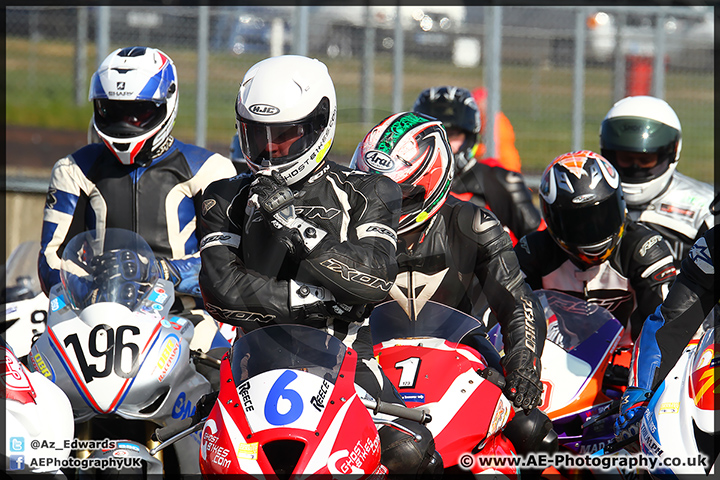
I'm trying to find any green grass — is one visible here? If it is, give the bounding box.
[6,37,713,181]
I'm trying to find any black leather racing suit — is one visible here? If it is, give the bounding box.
[514,220,678,341]
[451,160,543,243]
[390,195,551,453]
[198,162,442,473]
[390,195,546,368]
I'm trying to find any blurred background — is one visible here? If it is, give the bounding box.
[5,4,715,257]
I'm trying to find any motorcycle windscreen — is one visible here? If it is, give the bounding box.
[538,290,619,351]
[60,228,159,311]
[369,300,484,345]
[230,324,346,386]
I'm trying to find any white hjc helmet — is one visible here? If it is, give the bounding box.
[89,46,178,166]
[599,95,682,206]
[235,55,337,186]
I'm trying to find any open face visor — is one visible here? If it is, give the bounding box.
[237,97,329,167]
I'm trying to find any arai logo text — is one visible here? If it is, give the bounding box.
[364,151,396,172]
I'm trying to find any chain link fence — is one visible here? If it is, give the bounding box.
[6,5,713,180]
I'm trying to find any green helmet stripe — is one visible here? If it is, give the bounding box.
[376,113,429,154]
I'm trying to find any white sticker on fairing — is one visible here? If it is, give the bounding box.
[242,369,331,433]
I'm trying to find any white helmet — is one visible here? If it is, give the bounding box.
[599,95,682,206]
[235,55,337,185]
[89,46,178,166]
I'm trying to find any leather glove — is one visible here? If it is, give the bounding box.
[501,347,543,413]
[289,281,370,328]
[613,387,652,445]
[90,249,150,307]
[249,171,326,260]
[157,257,202,297]
[92,249,146,285]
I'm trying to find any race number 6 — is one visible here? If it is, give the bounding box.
[265,370,304,425]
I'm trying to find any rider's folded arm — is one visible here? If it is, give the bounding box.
[295,176,400,305]
[296,235,398,306]
[199,242,291,326]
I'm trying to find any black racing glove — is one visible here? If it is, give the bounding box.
[501,347,543,413]
[89,249,150,307]
[289,281,370,328]
[91,249,147,285]
[249,171,325,260]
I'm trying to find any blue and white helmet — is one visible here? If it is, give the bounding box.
[89,46,178,166]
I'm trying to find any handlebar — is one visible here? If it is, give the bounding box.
[362,397,432,425]
[153,416,200,444]
[604,434,639,454]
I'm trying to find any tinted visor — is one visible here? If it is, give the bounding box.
[400,183,427,215]
[238,97,329,166]
[545,193,625,247]
[600,117,679,154]
[94,99,166,138]
[609,155,671,184]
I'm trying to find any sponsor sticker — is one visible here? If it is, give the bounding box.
[400,392,425,403]
[155,334,181,382]
[237,442,259,461]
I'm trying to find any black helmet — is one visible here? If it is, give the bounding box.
[412,86,480,173]
[539,150,627,267]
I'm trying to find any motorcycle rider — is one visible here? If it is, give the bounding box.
[599,95,715,268]
[614,205,717,444]
[352,111,556,455]
[514,150,678,341]
[197,55,442,477]
[38,46,236,346]
[412,85,543,245]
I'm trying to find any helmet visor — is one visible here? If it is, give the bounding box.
[238,97,329,166]
[600,117,680,154]
[94,99,167,138]
[545,194,625,247]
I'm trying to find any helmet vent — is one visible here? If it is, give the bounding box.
[113,143,130,152]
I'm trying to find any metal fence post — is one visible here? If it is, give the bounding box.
[96,6,110,68]
[361,6,375,126]
[392,4,404,113]
[74,6,88,106]
[572,7,587,151]
[196,6,209,147]
[652,8,667,98]
[483,6,502,159]
[612,11,626,103]
[293,5,309,56]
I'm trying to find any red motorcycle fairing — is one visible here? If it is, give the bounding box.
[376,340,512,469]
[200,341,384,477]
[369,300,517,475]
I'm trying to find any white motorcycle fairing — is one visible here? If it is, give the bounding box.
[639,326,718,478]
